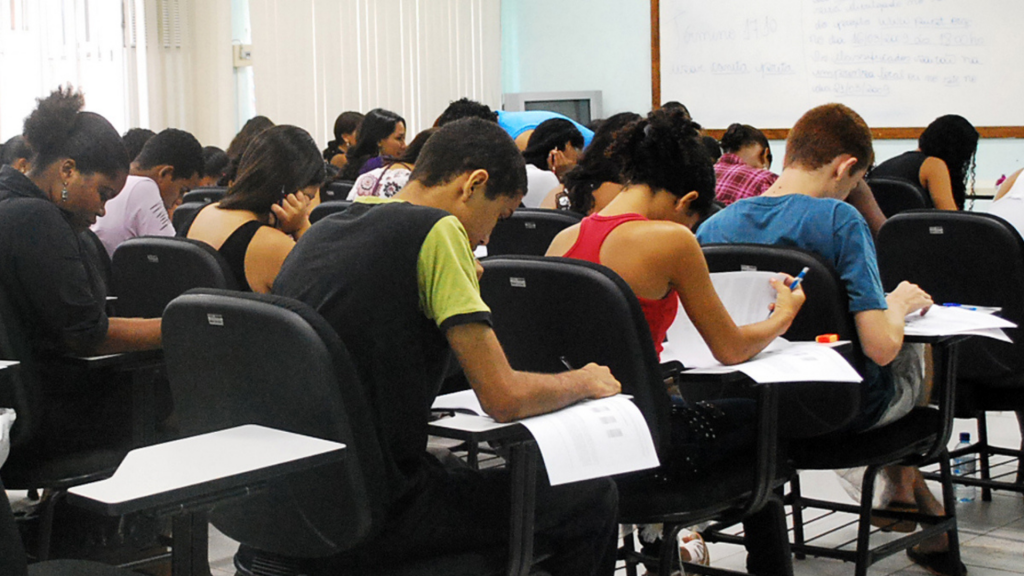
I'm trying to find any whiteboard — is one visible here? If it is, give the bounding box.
[659,0,1024,130]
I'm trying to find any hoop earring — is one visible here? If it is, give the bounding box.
[61,184,69,202]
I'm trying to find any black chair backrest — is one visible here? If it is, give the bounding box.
[867,177,931,218]
[162,289,384,557]
[701,244,862,364]
[479,256,671,456]
[181,187,226,205]
[172,202,205,235]
[111,236,238,318]
[321,180,354,202]
[877,211,1024,379]
[309,200,353,224]
[486,208,583,257]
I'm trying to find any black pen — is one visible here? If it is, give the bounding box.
[559,356,575,370]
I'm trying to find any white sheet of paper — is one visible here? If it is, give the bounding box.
[684,342,863,383]
[431,392,659,485]
[518,395,659,486]
[662,271,782,368]
[431,389,485,415]
[903,306,1016,339]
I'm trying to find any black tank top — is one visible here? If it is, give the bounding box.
[870,151,935,208]
[218,220,266,292]
[179,204,267,292]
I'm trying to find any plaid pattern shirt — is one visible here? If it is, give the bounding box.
[714,154,779,206]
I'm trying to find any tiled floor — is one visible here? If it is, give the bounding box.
[10,412,1023,575]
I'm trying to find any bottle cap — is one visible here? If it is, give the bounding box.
[960,432,971,442]
[815,334,839,343]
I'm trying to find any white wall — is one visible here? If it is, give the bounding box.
[501,0,1024,185]
[501,0,652,117]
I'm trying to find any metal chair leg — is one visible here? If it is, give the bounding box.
[977,413,993,502]
[854,466,879,576]
[789,474,806,561]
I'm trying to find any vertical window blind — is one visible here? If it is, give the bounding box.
[248,0,501,148]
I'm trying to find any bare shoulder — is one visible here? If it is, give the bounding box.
[545,222,582,256]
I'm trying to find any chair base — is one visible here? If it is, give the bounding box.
[703,458,961,576]
[921,412,1024,501]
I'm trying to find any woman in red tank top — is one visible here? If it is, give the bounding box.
[548,107,807,576]
[548,108,804,364]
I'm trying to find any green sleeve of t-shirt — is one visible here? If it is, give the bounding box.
[417,215,491,330]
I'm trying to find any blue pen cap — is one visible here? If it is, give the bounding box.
[959,432,971,443]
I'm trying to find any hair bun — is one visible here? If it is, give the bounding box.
[23,85,84,160]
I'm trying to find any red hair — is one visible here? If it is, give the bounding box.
[785,104,874,173]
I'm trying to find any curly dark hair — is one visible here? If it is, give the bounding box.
[557,112,641,214]
[719,123,769,154]
[606,107,716,217]
[919,115,979,209]
[23,86,128,178]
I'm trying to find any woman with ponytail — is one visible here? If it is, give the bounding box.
[323,111,364,169]
[0,87,162,457]
[546,107,805,575]
[0,86,161,356]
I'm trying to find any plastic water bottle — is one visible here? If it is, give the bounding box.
[952,432,978,503]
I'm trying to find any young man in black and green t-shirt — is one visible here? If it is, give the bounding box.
[273,118,620,576]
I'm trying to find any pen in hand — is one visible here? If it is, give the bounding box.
[559,356,575,370]
[789,267,810,291]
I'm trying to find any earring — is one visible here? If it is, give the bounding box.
[61,184,69,202]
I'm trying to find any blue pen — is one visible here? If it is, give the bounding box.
[943,303,978,311]
[789,267,810,290]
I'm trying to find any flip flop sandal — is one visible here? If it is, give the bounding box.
[870,501,918,533]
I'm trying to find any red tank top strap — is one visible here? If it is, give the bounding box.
[563,213,649,262]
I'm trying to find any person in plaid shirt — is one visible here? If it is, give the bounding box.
[714,123,778,206]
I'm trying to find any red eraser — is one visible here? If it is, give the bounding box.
[816,334,839,343]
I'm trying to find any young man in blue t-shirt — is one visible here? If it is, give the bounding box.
[697,104,963,576]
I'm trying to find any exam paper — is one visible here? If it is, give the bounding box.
[661,271,780,368]
[683,342,863,383]
[431,392,660,485]
[518,395,659,486]
[903,305,1016,340]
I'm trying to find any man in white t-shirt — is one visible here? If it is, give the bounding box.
[92,128,203,258]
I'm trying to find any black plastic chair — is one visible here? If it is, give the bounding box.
[479,255,787,575]
[171,202,206,235]
[181,187,226,205]
[878,210,1024,499]
[309,200,353,224]
[0,281,126,561]
[110,236,238,318]
[702,244,863,438]
[321,180,354,202]
[485,208,582,256]
[866,177,931,218]
[162,289,510,575]
[699,244,962,576]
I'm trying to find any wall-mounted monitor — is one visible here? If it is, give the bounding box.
[502,91,603,125]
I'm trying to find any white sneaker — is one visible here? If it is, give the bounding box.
[678,529,710,568]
